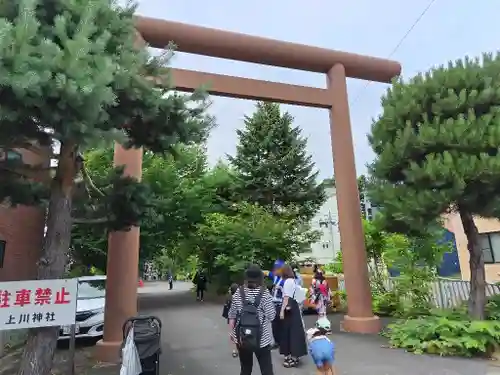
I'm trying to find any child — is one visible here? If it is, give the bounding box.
[306,319,336,375]
[222,283,239,358]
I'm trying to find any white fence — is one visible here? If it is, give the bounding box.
[337,277,500,308]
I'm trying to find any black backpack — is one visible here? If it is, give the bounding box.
[236,286,264,351]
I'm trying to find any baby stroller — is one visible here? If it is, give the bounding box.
[122,315,162,375]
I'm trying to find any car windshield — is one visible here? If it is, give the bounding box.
[78,279,106,299]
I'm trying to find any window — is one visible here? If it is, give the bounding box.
[0,240,5,268]
[478,232,500,264]
[6,150,21,161]
[322,243,329,249]
[78,279,106,299]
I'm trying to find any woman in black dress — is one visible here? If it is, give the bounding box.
[279,265,308,368]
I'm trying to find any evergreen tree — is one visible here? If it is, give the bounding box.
[368,53,500,320]
[0,1,211,374]
[228,102,325,221]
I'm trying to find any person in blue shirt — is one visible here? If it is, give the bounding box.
[267,260,285,348]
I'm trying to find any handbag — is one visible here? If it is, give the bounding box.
[222,300,231,319]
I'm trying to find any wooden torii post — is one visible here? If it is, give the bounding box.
[95,16,401,362]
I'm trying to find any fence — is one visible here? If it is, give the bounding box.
[337,277,500,309]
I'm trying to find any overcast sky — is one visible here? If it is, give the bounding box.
[135,0,500,179]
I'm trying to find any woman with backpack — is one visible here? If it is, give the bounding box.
[279,265,308,368]
[228,264,276,375]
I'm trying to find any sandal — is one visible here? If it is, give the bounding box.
[283,357,299,368]
[283,358,299,368]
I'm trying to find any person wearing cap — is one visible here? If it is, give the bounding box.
[228,264,276,375]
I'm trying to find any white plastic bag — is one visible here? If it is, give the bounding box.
[294,286,307,304]
[120,327,142,375]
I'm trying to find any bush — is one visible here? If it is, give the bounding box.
[372,291,400,316]
[323,252,343,274]
[385,316,500,357]
[435,294,500,321]
[486,294,500,320]
[333,290,347,310]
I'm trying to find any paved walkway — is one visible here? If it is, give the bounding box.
[139,282,490,375]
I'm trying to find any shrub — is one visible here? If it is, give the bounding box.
[333,290,347,310]
[372,291,400,316]
[486,294,500,321]
[385,316,500,357]
[435,294,500,321]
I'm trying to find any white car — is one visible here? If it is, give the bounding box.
[58,275,106,341]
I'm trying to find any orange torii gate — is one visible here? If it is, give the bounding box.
[95,16,401,362]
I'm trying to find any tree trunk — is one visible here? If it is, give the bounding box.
[458,206,486,320]
[18,144,77,375]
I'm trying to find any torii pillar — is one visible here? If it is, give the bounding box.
[95,144,142,362]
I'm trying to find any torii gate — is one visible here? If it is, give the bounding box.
[95,16,401,362]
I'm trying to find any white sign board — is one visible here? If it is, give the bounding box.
[0,278,78,331]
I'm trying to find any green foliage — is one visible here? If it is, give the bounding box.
[439,294,500,321]
[372,291,401,316]
[71,145,221,272]
[486,294,500,320]
[0,0,211,207]
[323,251,343,274]
[369,53,500,232]
[193,202,318,293]
[363,214,450,317]
[385,316,500,357]
[368,53,500,319]
[228,102,325,221]
[383,234,448,317]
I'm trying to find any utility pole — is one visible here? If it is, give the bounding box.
[320,210,337,259]
[327,210,337,256]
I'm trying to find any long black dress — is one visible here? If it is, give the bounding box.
[279,297,308,358]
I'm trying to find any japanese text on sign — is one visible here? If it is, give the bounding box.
[0,279,78,331]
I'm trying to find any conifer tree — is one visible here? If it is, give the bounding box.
[0,1,211,374]
[228,102,325,221]
[368,53,500,320]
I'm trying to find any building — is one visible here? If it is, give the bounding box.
[298,186,341,264]
[0,146,50,282]
[443,214,500,283]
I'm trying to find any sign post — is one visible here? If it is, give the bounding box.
[0,278,79,371]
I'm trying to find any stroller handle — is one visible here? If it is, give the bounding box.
[122,315,162,339]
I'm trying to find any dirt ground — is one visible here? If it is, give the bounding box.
[0,342,118,375]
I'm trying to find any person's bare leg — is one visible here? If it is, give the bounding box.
[316,364,330,375]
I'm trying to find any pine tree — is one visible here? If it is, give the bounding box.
[368,53,500,320]
[0,1,211,374]
[228,102,325,221]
